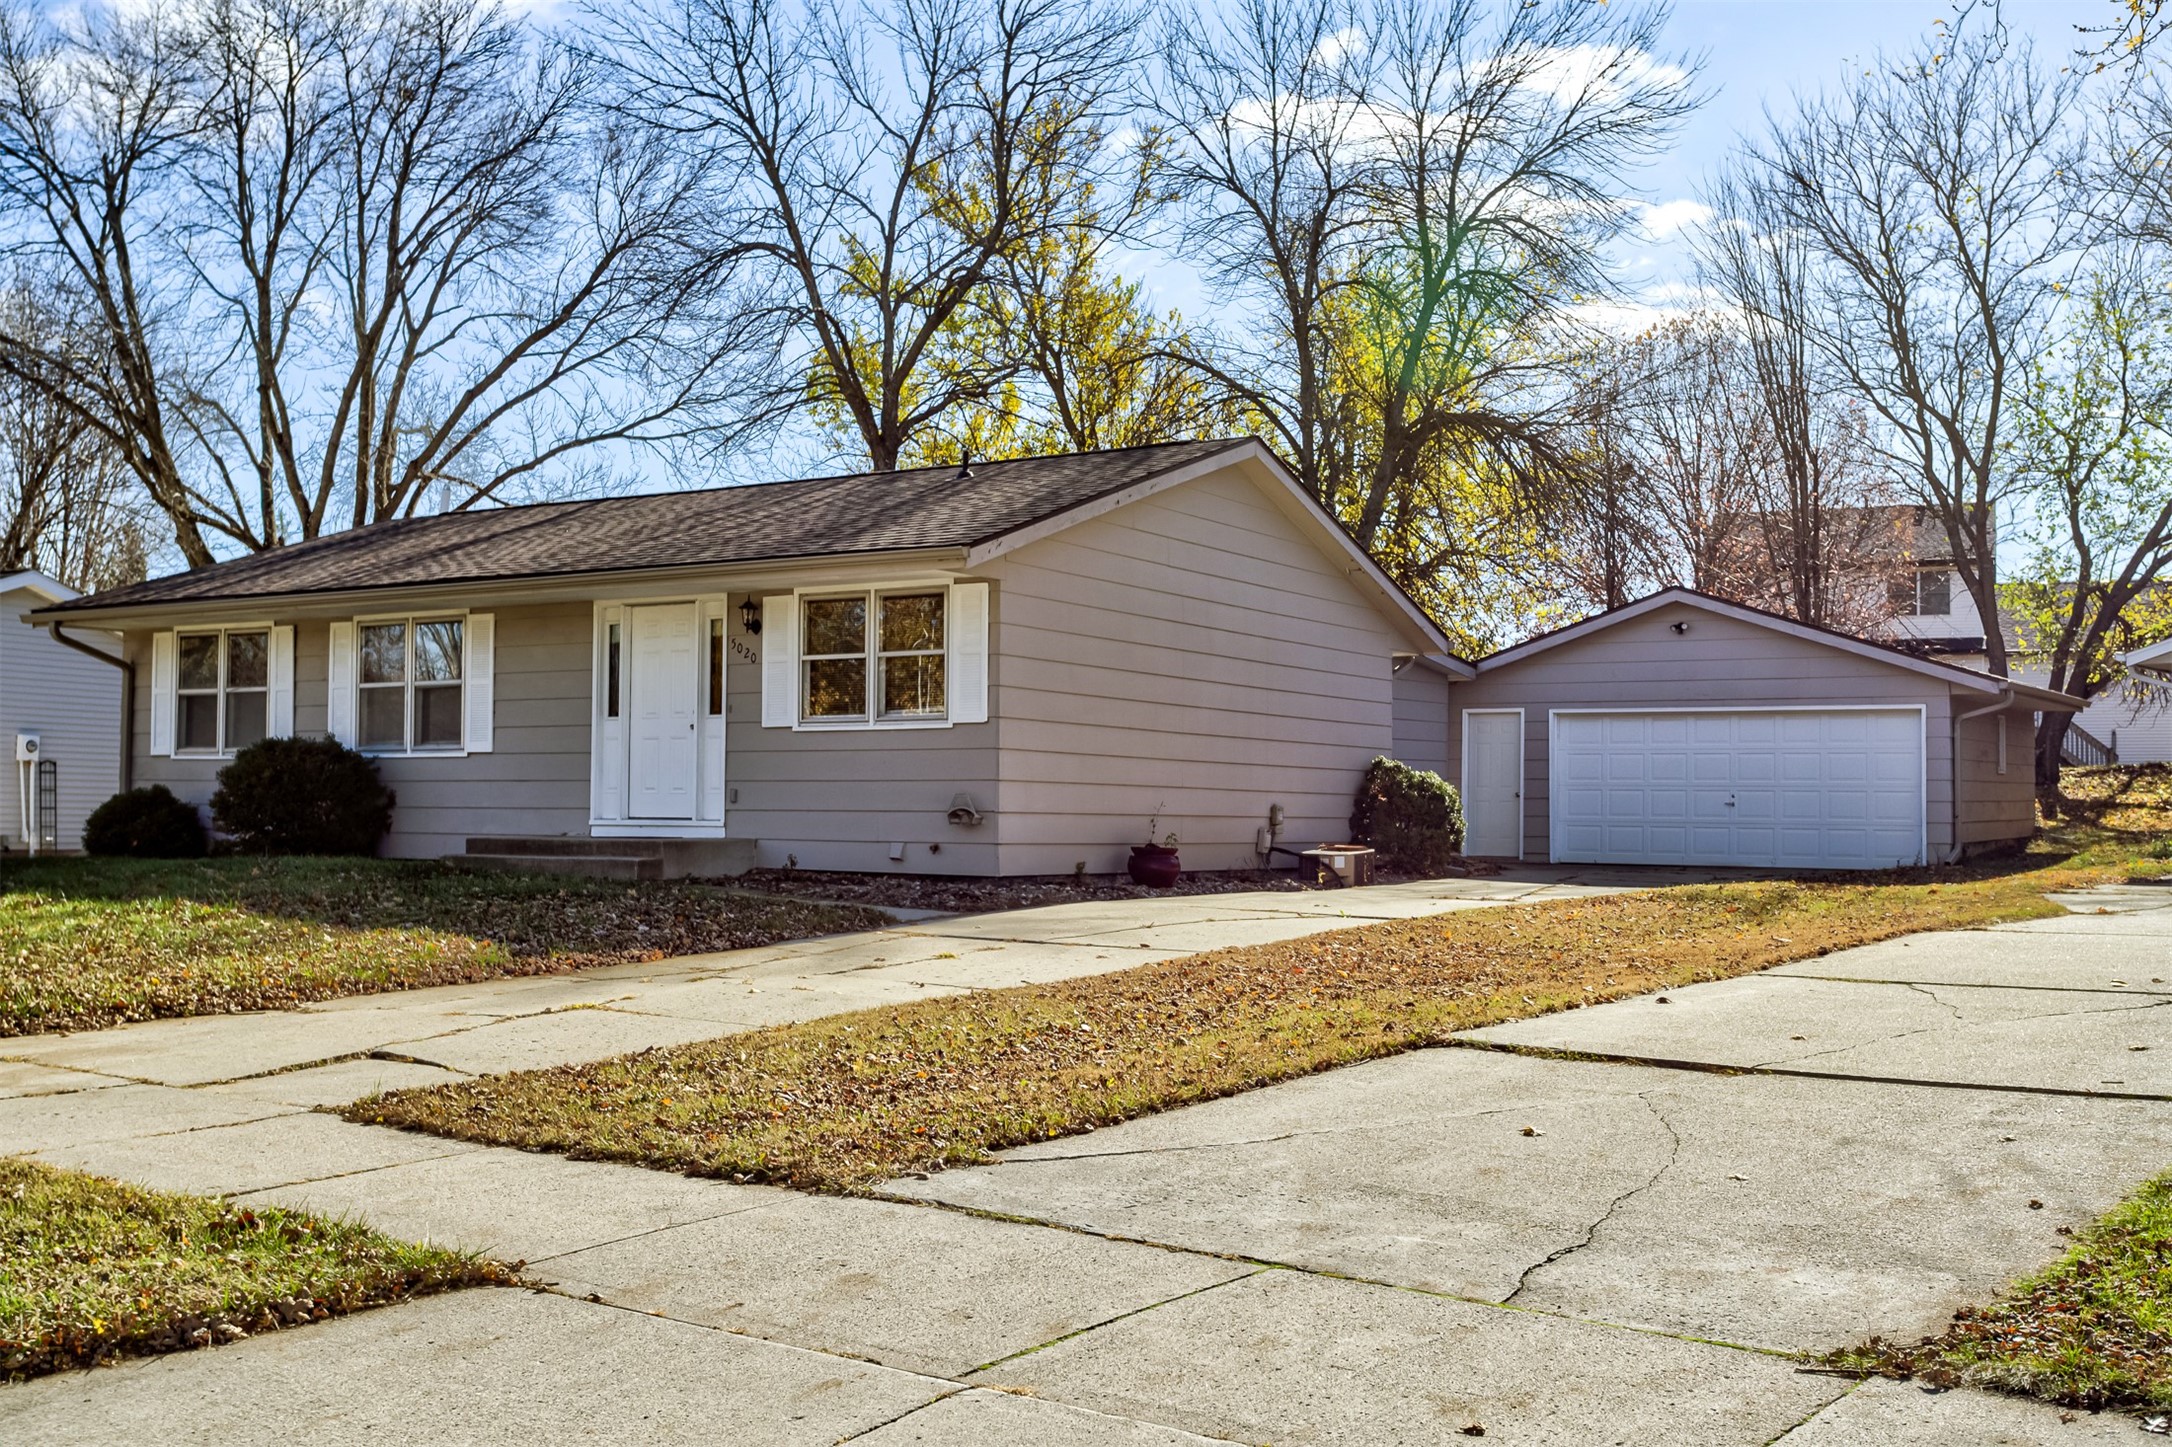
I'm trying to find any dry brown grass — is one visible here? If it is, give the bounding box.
[347,861,2094,1192]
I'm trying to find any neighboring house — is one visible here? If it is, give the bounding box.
[32,441,1462,877]
[1443,590,2077,870]
[3,570,123,853]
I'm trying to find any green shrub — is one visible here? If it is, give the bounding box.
[82,786,208,858]
[1348,756,1465,874]
[211,737,394,856]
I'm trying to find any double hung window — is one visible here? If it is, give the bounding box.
[359,618,464,751]
[799,591,946,723]
[175,629,269,753]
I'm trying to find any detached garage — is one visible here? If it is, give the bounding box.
[1447,590,2080,869]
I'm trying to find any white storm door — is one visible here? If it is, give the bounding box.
[628,603,699,820]
[1462,709,1525,858]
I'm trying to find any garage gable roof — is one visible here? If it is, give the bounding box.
[1479,588,2084,708]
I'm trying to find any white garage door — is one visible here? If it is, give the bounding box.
[1551,709,1926,870]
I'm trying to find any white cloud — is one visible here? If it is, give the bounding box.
[1637,199,1712,241]
[1502,45,1691,108]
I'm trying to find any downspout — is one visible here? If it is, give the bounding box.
[47,624,133,794]
[1946,690,2012,865]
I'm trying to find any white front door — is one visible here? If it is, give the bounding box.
[1463,709,1524,858]
[628,603,699,820]
[1550,709,1926,869]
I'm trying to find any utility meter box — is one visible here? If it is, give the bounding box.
[13,733,39,764]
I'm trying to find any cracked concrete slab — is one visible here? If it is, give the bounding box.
[1768,929,2172,995]
[197,1057,470,1109]
[0,1060,126,1098]
[0,1006,482,1087]
[973,1266,1841,1446]
[27,1111,479,1196]
[600,972,971,1028]
[1774,1378,2140,1444]
[0,1081,278,1154]
[891,1047,2172,1353]
[538,1192,1256,1379]
[239,1146,779,1263]
[847,941,1193,992]
[1459,974,2172,1096]
[854,1387,1238,1444]
[0,1287,949,1447]
[378,1005,737,1075]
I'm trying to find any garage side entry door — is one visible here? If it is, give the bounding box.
[1550,709,1926,870]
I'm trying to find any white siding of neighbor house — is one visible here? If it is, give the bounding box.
[1444,600,2035,863]
[2,587,121,851]
[2008,664,2172,765]
[1391,662,1454,777]
[979,464,1405,875]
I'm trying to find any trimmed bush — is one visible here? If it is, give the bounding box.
[82,786,208,858]
[1348,756,1464,875]
[211,737,394,856]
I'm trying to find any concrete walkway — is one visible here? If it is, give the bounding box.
[3,873,2165,1443]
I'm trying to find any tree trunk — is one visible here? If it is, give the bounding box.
[2034,710,2070,817]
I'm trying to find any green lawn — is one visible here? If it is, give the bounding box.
[0,1158,514,1380]
[0,856,887,1036]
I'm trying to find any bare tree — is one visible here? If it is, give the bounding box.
[598,0,1142,472]
[0,274,149,588]
[0,0,754,563]
[1737,23,2090,676]
[1153,0,1697,607]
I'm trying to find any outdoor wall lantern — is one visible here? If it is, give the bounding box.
[739,598,762,635]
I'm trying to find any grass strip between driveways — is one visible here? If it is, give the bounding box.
[1833,1166,2172,1411]
[0,856,888,1036]
[0,1158,516,1381]
[344,854,2128,1194]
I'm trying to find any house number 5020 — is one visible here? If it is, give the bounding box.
[729,637,759,665]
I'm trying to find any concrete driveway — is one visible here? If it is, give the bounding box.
[3,874,2166,1443]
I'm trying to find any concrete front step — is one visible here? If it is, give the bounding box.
[465,836,669,858]
[455,852,665,881]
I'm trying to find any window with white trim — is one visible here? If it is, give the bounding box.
[799,589,946,723]
[358,617,464,752]
[176,628,270,754]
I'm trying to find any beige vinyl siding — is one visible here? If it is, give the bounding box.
[725,591,999,875]
[129,603,593,859]
[983,466,1401,875]
[1954,700,2038,846]
[2,588,121,851]
[1451,601,1963,863]
[1391,663,1452,776]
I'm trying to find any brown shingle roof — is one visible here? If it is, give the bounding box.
[44,440,1249,613]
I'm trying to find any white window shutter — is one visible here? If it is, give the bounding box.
[465,613,495,752]
[326,621,357,746]
[950,582,989,725]
[760,594,796,727]
[148,631,176,756]
[268,625,295,737]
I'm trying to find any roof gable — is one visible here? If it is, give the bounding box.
[1,569,77,604]
[1479,588,2080,705]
